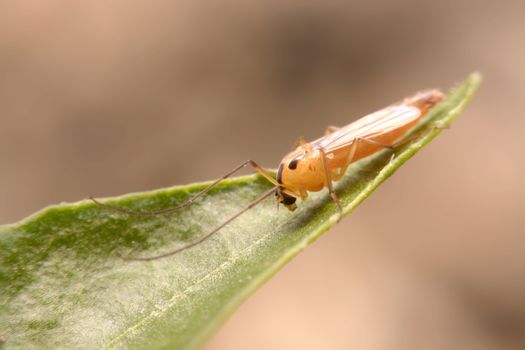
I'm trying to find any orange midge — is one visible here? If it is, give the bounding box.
[91,89,444,260]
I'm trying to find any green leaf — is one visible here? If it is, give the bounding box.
[0,73,481,349]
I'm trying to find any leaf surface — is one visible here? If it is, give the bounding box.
[0,73,481,349]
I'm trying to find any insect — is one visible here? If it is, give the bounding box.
[91,89,444,260]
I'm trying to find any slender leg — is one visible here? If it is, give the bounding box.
[316,124,448,220]
[324,126,340,136]
[390,124,449,148]
[127,187,277,261]
[331,138,360,182]
[90,160,278,216]
[319,147,343,221]
[248,160,280,187]
[356,124,449,159]
[291,136,308,150]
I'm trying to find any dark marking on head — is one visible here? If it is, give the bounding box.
[288,158,299,170]
[281,193,297,206]
[276,187,298,211]
[276,164,283,184]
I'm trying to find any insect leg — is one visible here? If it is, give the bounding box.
[390,125,449,149]
[125,186,277,261]
[248,160,280,186]
[90,160,278,216]
[324,126,340,136]
[319,147,343,221]
[331,138,360,182]
[290,136,308,151]
[358,124,449,160]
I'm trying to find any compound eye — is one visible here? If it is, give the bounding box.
[288,159,298,170]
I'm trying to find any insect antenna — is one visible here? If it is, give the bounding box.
[89,160,257,216]
[124,186,278,261]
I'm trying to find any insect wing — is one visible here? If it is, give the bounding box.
[316,105,421,152]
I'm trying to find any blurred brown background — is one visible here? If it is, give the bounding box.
[1,0,524,349]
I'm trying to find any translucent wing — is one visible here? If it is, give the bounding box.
[312,105,421,152]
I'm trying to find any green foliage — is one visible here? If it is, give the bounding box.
[0,73,481,349]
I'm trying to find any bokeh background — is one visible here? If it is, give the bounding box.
[1,1,524,349]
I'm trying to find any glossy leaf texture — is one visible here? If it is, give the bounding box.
[0,73,481,349]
